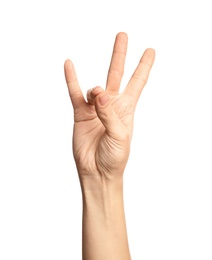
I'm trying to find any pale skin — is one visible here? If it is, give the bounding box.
[64,32,155,260]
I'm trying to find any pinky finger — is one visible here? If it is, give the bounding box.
[64,59,86,109]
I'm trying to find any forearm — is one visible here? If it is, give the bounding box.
[65,32,155,260]
[80,175,131,260]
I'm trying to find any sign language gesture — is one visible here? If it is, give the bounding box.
[64,32,155,184]
[65,32,155,260]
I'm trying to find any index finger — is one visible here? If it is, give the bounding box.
[124,48,155,104]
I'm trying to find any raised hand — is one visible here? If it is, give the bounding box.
[64,32,155,184]
[65,32,155,260]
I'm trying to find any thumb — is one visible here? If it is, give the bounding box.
[94,90,126,138]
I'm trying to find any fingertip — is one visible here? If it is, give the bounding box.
[91,86,104,96]
[116,31,128,36]
[116,32,128,42]
[64,59,78,85]
[64,59,73,70]
[145,48,156,58]
[141,48,156,67]
[86,86,104,105]
[89,87,110,107]
[97,92,110,107]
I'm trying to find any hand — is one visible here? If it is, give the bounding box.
[64,32,155,186]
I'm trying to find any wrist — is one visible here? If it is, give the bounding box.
[80,173,130,260]
[80,173,124,220]
[79,172,124,197]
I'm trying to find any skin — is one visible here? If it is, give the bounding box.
[64,32,155,260]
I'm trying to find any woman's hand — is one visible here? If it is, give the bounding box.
[64,32,155,260]
[64,32,155,186]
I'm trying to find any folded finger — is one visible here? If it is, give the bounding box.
[86,86,104,105]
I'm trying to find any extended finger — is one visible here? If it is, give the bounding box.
[64,59,86,109]
[124,48,155,104]
[106,32,128,94]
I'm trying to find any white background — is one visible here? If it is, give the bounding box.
[0,0,212,259]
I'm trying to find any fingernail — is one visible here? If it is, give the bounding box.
[99,93,109,106]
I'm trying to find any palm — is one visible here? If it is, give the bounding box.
[64,33,155,178]
[73,93,133,176]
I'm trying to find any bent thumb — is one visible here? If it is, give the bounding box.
[95,91,125,138]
